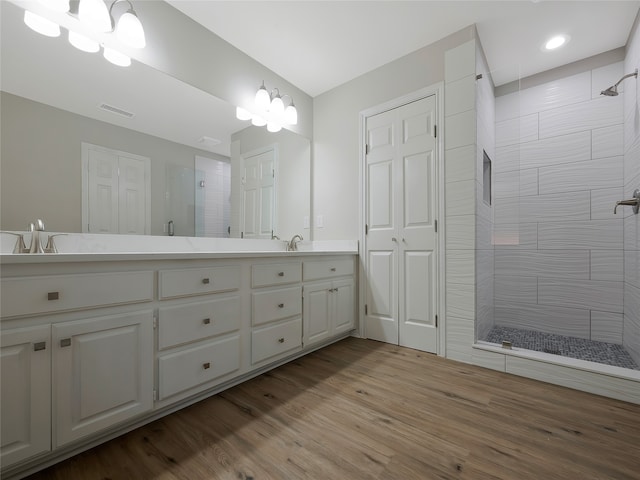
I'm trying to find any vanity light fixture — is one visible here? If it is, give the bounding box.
[23,0,146,68]
[237,81,299,133]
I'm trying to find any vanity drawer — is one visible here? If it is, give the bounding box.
[158,334,240,400]
[251,262,301,288]
[303,258,354,281]
[159,266,240,299]
[251,286,302,326]
[158,296,241,350]
[0,271,153,318]
[251,317,302,365]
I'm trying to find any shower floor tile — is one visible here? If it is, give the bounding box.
[485,326,640,370]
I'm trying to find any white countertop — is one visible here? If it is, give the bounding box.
[0,233,358,264]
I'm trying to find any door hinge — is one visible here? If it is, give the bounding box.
[365,304,368,315]
[435,314,438,328]
[365,144,370,155]
[241,231,244,239]
[272,170,275,178]
[153,389,158,401]
[365,224,369,235]
[153,315,158,329]
[433,125,437,138]
[435,219,438,233]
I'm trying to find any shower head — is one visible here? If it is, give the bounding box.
[600,69,638,97]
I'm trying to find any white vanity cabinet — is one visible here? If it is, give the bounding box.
[52,311,154,447]
[251,262,303,365]
[0,250,357,479]
[156,265,243,403]
[0,325,51,467]
[0,270,154,469]
[303,259,356,347]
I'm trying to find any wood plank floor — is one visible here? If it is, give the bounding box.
[27,338,640,479]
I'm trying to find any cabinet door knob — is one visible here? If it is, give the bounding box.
[278,337,285,343]
[330,267,337,272]
[278,303,285,308]
[202,278,210,284]
[48,291,59,301]
[203,362,211,369]
[203,318,211,325]
[33,342,46,351]
[278,272,285,277]
[60,338,71,348]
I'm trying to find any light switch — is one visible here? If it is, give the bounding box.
[303,216,310,229]
[317,215,324,228]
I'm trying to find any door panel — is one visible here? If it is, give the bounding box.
[88,149,118,233]
[118,156,147,234]
[365,250,398,343]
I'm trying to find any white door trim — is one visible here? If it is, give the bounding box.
[358,83,446,356]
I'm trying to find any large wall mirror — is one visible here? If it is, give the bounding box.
[0,1,310,240]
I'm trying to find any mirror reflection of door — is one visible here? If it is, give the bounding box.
[241,146,277,239]
[194,156,231,237]
[81,143,151,234]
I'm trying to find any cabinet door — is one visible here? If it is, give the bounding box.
[333,278,355,335]
[303,281,332,347]
[1,325,51,467]
[53,310,153,447]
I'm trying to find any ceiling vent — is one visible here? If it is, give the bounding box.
[98,103,134,118]
[198,136,222,146]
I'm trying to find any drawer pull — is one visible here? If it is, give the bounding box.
[278,337,285,343]
[278,272,285,277]
[203,318,211,325]
[328,288,335,292]
[202,278,210,284]
[203,362,211,369]
[48,291,60,301]
[330,267,337,272]
[278,303,285,308]
[33,342,46,352]
[60,338,71,348]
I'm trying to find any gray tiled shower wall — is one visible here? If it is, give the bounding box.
[490,62,627,347]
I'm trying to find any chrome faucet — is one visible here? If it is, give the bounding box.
[287,234,303,251]
[614,189,640,214]
[28,219,45,253]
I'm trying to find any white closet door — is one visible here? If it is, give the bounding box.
[87,148,119,234]
[242,147,275,239]
[83,143,150,235]
[364,95,438,353]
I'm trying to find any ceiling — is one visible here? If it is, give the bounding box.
[167,0,640,97]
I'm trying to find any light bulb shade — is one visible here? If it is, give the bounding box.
[68,30,100,52]
[78,0,111,32]
[270,95,284,117]
[39,0,71,13]
[103,47,131,67]
[252,115,267,127]
[255,85,270,111]
[267,122,282,133]
[24,11,61,37]
[284,104,298,125]
[236,107,252,121]
[115,10,146,48]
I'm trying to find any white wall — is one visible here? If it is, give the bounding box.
[623,13,640,365]
[492,60,625,342]
[312,27,476,241]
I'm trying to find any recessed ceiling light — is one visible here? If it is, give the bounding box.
[543,34,570,51]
